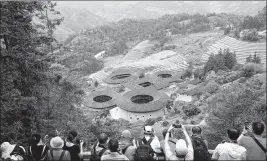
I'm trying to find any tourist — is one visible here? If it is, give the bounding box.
[160,128,177,155]
[164,124,194,161]
[47,136,71,161]
[63,130,84,161]
[212,128,246,161]
[101,139,129,161]
[119,130,136,160]
[90,133,110,161]
[237,121,266,160]
[27,134,49,161]
[142,126,161,153]
[191,126,210,161]
[0,142,26,160]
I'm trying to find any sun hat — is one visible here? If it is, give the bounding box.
[121,130,132,139]
[175,139,188,156]
[0,142,16,159]
[144,126,153,135]
[50,136,64,149]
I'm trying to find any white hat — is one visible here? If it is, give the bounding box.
[144,126,153,134]
[50,136,64,149]
[175,139,188,156]
[0,142,16,159]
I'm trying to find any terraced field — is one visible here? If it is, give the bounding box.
[202,36,266,64]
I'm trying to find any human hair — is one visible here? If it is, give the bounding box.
[192,126,202,134]
[67,130,78,142]
[162,128,171,138]
[30,134,41,146]
[108,139,119,152]
[252,122,265,135]
[99,133,108,144]
[227,128,240,140]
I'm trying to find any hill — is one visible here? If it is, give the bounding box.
[53,6,107,42]
[58,1,266,21]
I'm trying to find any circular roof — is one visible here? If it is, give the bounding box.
[114,88,169,112]
[83,86,119,109]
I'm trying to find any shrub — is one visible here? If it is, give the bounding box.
[206,80,219,94]
[162,120,169,127]
[183,104,201,117]
[241,29,259,41]
[145,118,157,126]
[156,116,163,122]
[162,45,176,50]
[232,64,243,71]
[191,120,197,125]
[241,63,264,77]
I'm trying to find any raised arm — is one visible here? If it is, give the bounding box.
[78,140,84,158]
[182,125,193,150]
[164,125,174,160]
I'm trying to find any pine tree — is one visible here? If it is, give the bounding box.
[224,49,237,70]
[246,54,252,63]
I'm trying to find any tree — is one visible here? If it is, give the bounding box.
[246,54,252,63]
[205,81,266,148]
[224,50,237,70]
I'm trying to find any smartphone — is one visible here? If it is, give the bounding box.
[244,121,251,130]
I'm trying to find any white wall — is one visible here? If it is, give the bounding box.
[176,94,192,102]
[110,107,164,122]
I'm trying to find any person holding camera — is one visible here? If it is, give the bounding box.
[164,124,194,161]
[63,130,84,161]
[237,121,266,160]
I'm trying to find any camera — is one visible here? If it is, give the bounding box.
[173,124,181,128]
[173,120,181,128]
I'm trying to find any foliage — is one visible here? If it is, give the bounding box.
[246,53,261,64]
[241,29,259,41]
[224,27,231,35]
[194,68,205,80]
[162,120,170,127]
[144,118,157,126]
[205,80,219,94]
[0,1,65,144]
[156,117,163,122]
[182,104,201,117]
[204,49,237,75]
[241,63,264,77]
[241,7,266,31]
[204,80,266,149]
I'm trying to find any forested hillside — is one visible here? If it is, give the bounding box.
[1,1,266,151]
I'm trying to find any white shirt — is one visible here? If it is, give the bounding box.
[144,135,161,153]
[212,142,247,160]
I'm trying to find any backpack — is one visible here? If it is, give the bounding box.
[191,137,210,161]
[28,145,47,161]
[9,145,27,161]
[49,150,66,161]
[89,144,107,161]
[134,137,154,161]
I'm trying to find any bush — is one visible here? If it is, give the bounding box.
[183,104,201,117]
[162,45,176,50]
[206,80,219,94]
[191,120,197,125]
[156,116,163,122]
[241,63,264,77]
[145,118,157,126]
[232,64,243,71]
[162,120,169,127]
[241,29,259,41]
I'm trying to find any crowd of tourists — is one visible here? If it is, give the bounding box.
[0,121,266,161]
